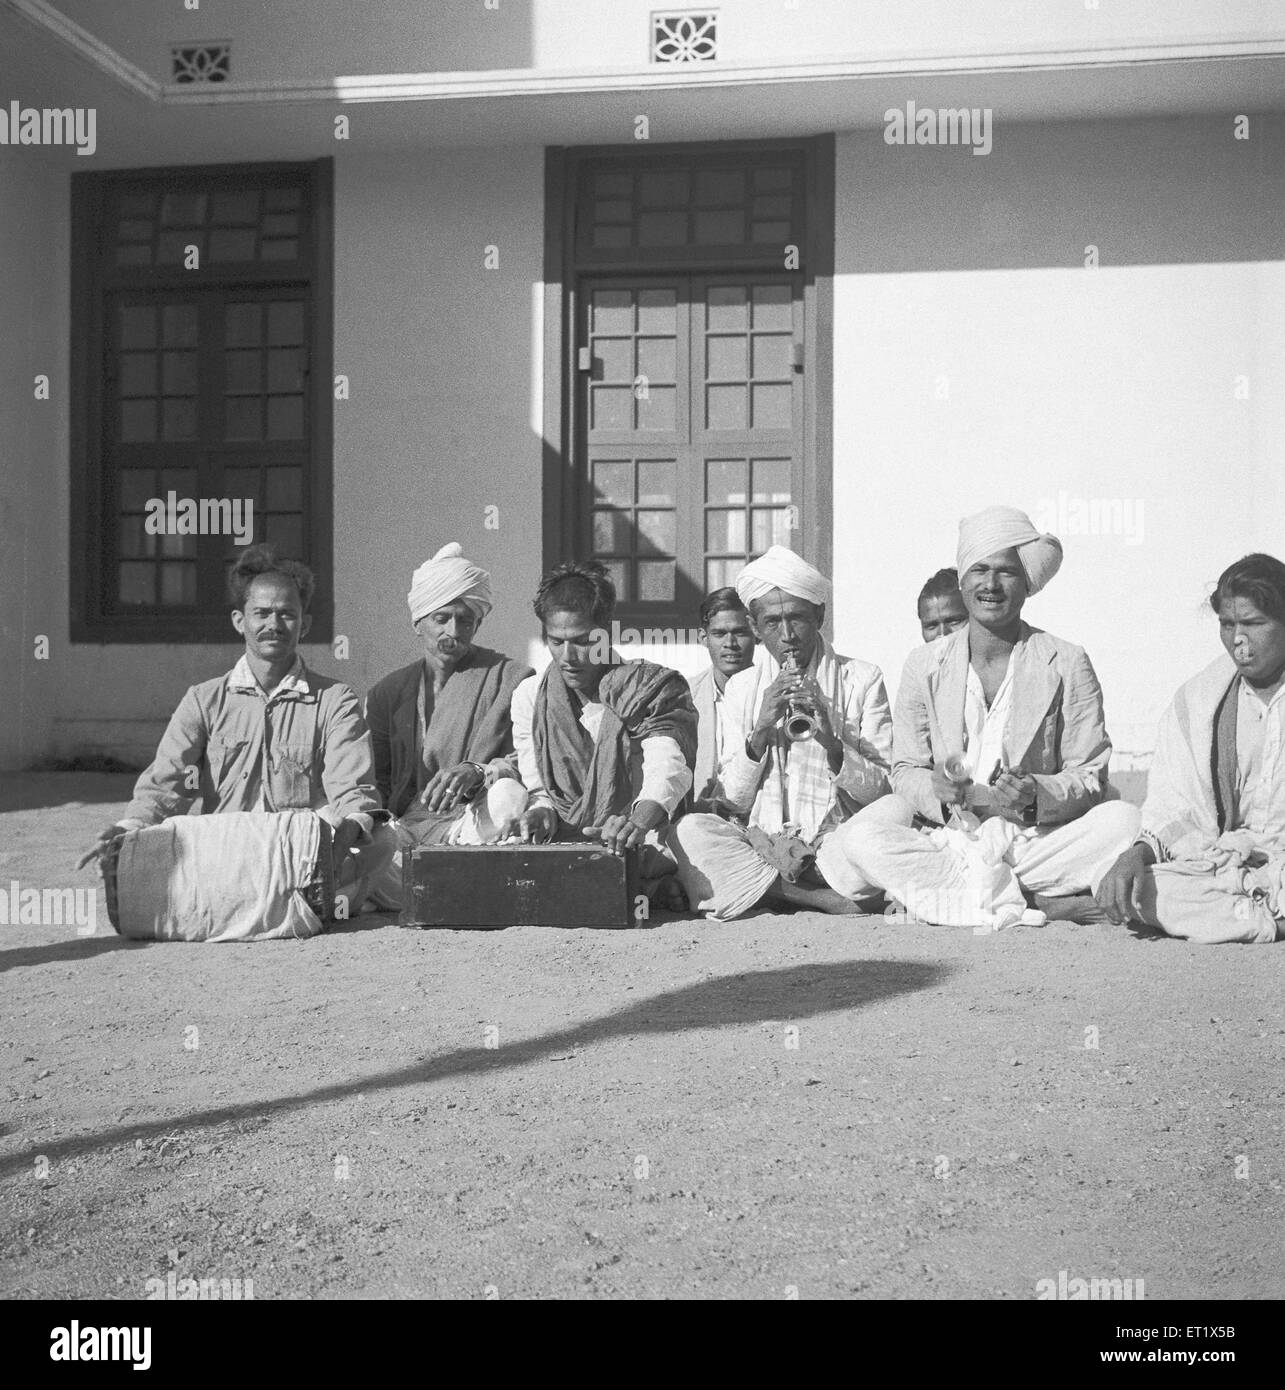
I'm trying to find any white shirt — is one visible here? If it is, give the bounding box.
[961,663,1016,822]
[1235,676,1285,837]
[510,671,692,820]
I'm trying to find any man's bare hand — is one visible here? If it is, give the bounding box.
[991,770,1037,821]
[583,800,665,857]
[930,762,970,807]
[421,761,485,812]
[77,824,127,871]
[519,806,557,844]
[1095,843,1154,924]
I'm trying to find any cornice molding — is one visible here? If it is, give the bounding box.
[6,0,1284,108]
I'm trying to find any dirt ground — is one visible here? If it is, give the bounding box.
[2,773,1282,1300]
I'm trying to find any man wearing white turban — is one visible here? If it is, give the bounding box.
[669,545,895,919]
[822,507,1140,924]
[363,543,533,907]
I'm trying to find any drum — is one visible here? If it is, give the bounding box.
[103,810,335,942]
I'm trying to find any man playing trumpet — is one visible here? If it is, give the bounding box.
[670,546,893,918]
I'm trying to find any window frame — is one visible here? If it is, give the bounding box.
[543,136,834,634]
[69,158,334,644]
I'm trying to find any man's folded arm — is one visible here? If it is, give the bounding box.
[320,686,384,830]
[634,735,693,819]
[834,671,893,806]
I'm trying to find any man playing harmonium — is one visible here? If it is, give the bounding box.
[1096,552,1285,943]
[79,544,396,922]
[688,587,758,815]
[363,542,533,908]
[824,506,1140,924]
[509,560,697,905]
[670,545,894,919]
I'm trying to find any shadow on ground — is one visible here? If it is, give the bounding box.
[0,934,150,974]
[0,958,951,1177]
[0,773,136,814]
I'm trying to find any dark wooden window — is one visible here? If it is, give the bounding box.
[70,160,333,643]
[544,139,833,630]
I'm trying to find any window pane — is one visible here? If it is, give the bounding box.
[751,383,792,430]
[636,459,675,505]
[267,302,305,345]
[706,458,746,504]
[754,166,793,193]
[226,349,262,391]
[162,398,198,440]
[119,352,157,396]
[223,467,262,504]
[120,400,157,441]
[637,560,675,602]
[750,221,791,245]
[636,289,677,335]
[160,531,197,558]
[265,468,303,511]
[163,305,199,347]
[592,225,632,250]
[118,563,155,605]
[706,286,748,333]
[162,351,198,395]
[707,335,747,381]
[263,185,303,211]
[707,384,747,431]
[267,349,305,393]
[119,470,156,510]
[157,231,200,265]
[694,210,745,244]
[594,172,632,199]
[752,334,792,380]
[160,467,198,497]
[636,385,676,431]
[592,509,629,553]
[694,169,745,205]
[226,398,262,440]
[211,190,259,224]
[751,507,792,553]
[590,386,631,431]
[264,514,303,556]
[636,510,675,555]
[706,508,747,553]
[119,306,157,349]
[591,459,631,504]
[637,169,689,206]
[706,557,745,591]
[159,563,197,606]
[210,229,257,261]
[116,245,152,267]
[266,396,305,439]
[599,559,627,602]
[751,458,792,503]
[636,336,676,384]
[591,290,633,336]
[593,338,632,382]
[260,239,299,261]
[118,515,151,558]
[225,304,262,346]
[637,211,686,248]
[752,284,793,331]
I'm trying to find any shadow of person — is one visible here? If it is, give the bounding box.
[0,957,950,1176]
[0,933,149,974]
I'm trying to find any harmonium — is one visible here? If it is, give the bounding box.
[400,843,641,930]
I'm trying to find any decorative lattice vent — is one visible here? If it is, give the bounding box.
[651,12,718,63]
[171,43,231,84]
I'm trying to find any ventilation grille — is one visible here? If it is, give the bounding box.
[171,43,231,84]
[651,12,718,63]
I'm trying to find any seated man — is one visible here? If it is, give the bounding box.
[364,542,534,908]
[510,560,696,900]
[825,506,1139,924]
[671,545,894,920]
[688,587,757,814]
[1096,553,1285,943]
[918,567,968,643]
[79,544,395,915]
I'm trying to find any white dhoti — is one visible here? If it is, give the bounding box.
[671,797,908,922]
[1137,861,1282,944]
[821,795,1141,926]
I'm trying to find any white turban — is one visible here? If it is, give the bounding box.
[407,543,493,627]
[735,545,831,611]
[956,506,1063,596]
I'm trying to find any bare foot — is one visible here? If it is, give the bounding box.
[644,876,688,912]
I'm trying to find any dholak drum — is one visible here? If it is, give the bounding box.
[103,810,335,942]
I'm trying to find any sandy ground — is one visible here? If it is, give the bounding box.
[1,773,1282,1301]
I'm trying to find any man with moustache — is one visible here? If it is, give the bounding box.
[688,588,758,814]
[1096,553,1285,942]
[79,544,395,921]
[509,560,696,904]
[825,506,1139,924]
[669,546,894,920]
[364,543,533,907]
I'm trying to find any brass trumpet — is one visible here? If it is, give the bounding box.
[782,651,818,742]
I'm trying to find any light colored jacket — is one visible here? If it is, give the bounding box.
[121,656,380,829]
[892,623,1111,826]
